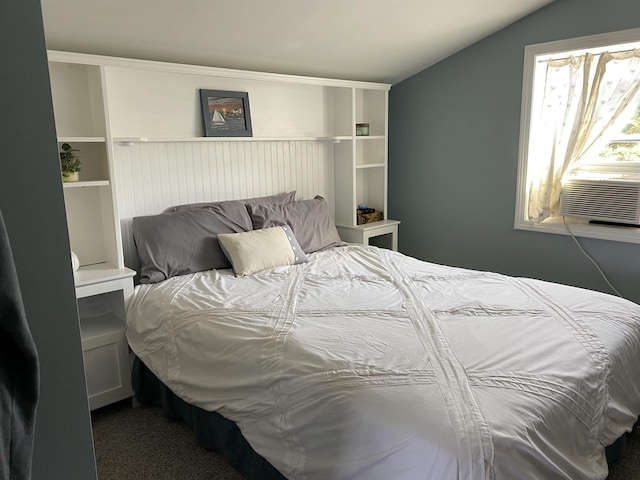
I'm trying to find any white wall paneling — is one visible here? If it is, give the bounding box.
[113,140,334,270]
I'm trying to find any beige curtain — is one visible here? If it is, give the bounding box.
[527,49,640,222]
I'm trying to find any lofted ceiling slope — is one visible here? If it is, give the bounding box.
[41,0,555,84]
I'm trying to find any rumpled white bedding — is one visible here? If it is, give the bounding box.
[126,244,640,480]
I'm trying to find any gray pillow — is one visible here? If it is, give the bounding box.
[164,191,296,213]
[133,201,253,284]
[247,196,343,254]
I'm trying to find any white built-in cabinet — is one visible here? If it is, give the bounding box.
[48,57,135,410]
[333,89,399,249]
[47,50,397,408]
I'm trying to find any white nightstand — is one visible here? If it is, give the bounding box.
[336,219,400,251]
[75,265,136,410]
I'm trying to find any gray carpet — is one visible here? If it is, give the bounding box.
[92,400,639,479]
[91,401,243,480]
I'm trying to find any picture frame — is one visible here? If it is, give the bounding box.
[199,89,253,137]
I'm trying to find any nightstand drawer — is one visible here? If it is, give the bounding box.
[79,304,133,410]
[81,326,132,410]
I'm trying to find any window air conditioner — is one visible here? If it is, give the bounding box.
[559,176,640,225]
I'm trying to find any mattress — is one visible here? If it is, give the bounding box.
[126,244,640,479]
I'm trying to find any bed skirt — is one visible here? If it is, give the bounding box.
[131,356,286,480]
[131,357,630,477]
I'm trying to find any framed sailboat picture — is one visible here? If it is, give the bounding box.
[200,89,253,137]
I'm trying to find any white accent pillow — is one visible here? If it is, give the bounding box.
[217,225,308,276]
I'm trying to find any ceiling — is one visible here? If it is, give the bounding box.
[40,0,555,85]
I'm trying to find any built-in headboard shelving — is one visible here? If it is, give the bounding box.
[47,49,392,277]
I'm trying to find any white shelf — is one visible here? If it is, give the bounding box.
[333,87,388,226]
[74,264,135,286]
[336,219,401,231]
[63,180,110,188]
[356,163,385,169]
[355,135,385,140]
[58,136,106,143]
[114,135,353,144]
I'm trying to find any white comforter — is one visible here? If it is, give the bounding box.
[126,245,640,480]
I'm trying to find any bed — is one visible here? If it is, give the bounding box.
[125,192,640,480]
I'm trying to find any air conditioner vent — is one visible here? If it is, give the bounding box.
[560,178,640,224]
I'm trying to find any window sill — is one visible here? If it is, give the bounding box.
[514,216,640,244]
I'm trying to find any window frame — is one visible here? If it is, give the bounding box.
[514,27,640,245]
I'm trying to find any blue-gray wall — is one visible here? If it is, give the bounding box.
[0,0,97,478]
[389,0,640,302]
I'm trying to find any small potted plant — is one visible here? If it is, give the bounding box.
[59,143,81,182]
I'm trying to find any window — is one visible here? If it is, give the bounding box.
[515,28,640,244]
